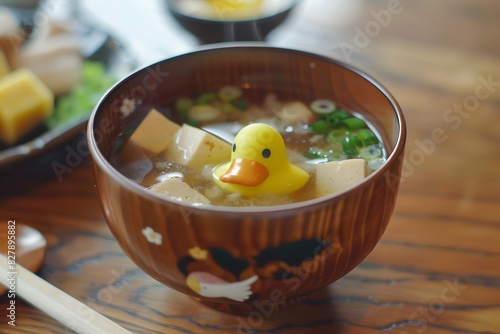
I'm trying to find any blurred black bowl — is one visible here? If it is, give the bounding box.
[165,0,299,44]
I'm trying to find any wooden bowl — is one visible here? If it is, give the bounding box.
[88,45,406,314]
[164,0,299,44]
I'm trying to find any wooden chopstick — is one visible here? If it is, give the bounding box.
[0,254,133,334]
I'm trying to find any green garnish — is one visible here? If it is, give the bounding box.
[231,97,250,111]
[46,61,116,128]
[342,136,358,157]
[220,102,235,113]
[303,147,347,161]
[310,120,329,134]
[219,86,242,101]
[178,87,250,125]
[176,97,194,113]
[342,117,367,130]
[326,128,349,143]
[195,93,217,105]
[359,145,383,160]
[304,147,325,159]
[325,110,349,126]
[305,105,382,162]
[357,129,379,146]
[310,99,336,114]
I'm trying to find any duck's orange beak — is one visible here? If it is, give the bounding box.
[219,158,269,186]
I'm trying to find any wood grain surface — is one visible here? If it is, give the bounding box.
[1,0,499,333]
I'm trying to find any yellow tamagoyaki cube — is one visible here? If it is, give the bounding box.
[0,68,54,144]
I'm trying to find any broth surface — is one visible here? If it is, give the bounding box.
[111,88,386,206]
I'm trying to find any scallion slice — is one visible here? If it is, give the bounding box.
[176,97,193,113]
[231,97,250,111]
[326,128,349,143]
[357,129,379,146]
[187,104,222,124]
[310,120,329,134]
[342,117,367,130]
[310,99,336,114]
[359,145,382,160]
[219,86,242,101]
[342,136,358,157]
[195,93,217,105]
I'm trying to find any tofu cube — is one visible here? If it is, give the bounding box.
[316,159,366,197]
[0,68,54,144]
[166,123,231,169]
[149,178,210,205]
[276,101,315,125]
[127,108,180,154]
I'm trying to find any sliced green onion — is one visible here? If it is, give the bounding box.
[176,97,193,113]
[326,128,349,143]
[219,86,242,101]
[342,117,367,130]
[359,145,382,160]
[220,102,235,113]
[342,136,358,157]
[309,120,329,134]
[231,97,250,111]
[326,110,349,121]
[325,110,350,128]
[310,99,336,114]
[351,134,363,148]
[304,147,346,161]
[367,157,386,170]
[186,119,199,127]
[188,104,222,123]
[195,93,217,105]
[357,129,379,146]
[304,147,326,159]
[46,61,116,129]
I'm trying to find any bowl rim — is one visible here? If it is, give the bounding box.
[87,43,406,214]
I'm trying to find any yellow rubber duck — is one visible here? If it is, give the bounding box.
[213,123,310,196]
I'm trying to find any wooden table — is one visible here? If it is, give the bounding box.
[1,0,499,333]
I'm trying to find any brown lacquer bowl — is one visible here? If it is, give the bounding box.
[88,45,406,314]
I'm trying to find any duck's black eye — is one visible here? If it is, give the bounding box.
[232,143,236,152]
[262,148,271,158]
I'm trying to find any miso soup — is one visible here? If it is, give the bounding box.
[111,86,387,207]
[169,0,297,21]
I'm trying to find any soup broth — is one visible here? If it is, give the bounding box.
[111,87,386,207]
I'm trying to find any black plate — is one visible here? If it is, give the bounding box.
[0,24,135,168]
